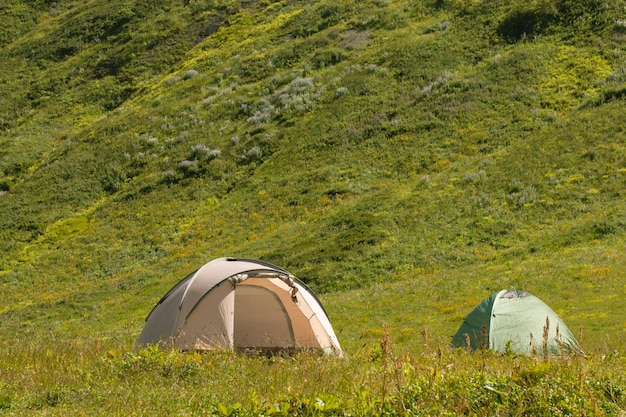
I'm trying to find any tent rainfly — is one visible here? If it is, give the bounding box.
[138,257,343,356]
[451,290,583,356]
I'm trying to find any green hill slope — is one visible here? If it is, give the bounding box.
[1,0,625,350]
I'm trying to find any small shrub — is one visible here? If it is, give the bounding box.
[242,146,262,161]
[190,144,221,160]
[178,159,199,177]
[183,69,199,79]
[166,75,181,85]
[505,179,536,208]
[311,48,348,69]
[207,149,221,159]
[246,98,274,125]
[462,171,485,185]
[423,20,451,34]
[162,169,177,181]
[614,19,626,34]
[335,86,348,97]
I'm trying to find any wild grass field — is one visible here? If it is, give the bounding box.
[1,0,626,414]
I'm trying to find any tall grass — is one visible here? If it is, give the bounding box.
[2,330,626,416]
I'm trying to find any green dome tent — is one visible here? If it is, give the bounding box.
[451,290,583,356]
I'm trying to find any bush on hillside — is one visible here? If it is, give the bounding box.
[497,0,622,42]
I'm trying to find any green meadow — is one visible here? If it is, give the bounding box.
[1,0,625,414]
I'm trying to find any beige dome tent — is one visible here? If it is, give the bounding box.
[138,257,343,356]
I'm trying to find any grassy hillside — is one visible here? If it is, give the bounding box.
[1,0,626,414]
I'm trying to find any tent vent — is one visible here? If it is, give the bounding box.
[499,290,530,299]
